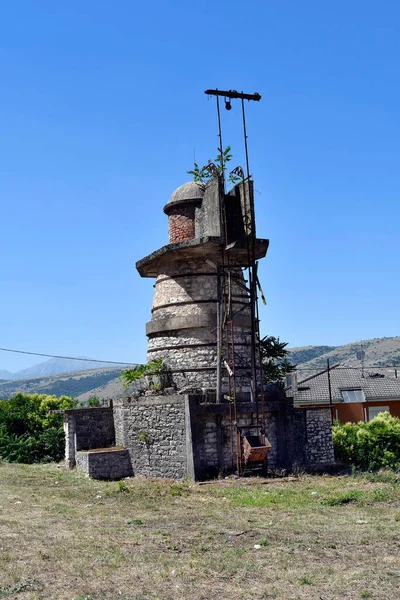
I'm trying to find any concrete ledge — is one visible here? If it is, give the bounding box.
[136,236,269,278]
[146,313,216,335]
[64,406,113,415]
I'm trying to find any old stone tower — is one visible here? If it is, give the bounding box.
[64,174,335,480]
[64,89,335,479]
[136,177,269,397]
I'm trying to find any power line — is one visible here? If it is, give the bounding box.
[0,347,137,367]
[296,365,400,371]
[1,345,399,372]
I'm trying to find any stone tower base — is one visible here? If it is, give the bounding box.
[64,394,335,480]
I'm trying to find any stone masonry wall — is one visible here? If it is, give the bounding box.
[66,407,115,452]
[110,395,335,481]
[147,324,253,394]
[191,408,279,479]
[113,395,187,479]
[147,258,252,393]
[168,205,196,243]
[152,262,250,315]
[76,449,133,480]
[304,408,335,467]
[189,398,335,478]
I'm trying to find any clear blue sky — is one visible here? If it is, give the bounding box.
[1,1,399,372]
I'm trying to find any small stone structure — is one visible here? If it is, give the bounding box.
[65,176,335,480]
[64,406,115,469]
[64,406,133,480]
[76,448,133,480]
[112,394,334,478]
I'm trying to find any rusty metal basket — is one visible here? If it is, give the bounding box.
[242,434,272,467]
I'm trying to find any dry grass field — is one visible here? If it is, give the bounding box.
[0,463,400,600]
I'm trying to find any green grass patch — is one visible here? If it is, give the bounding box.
[220,487,314,508]
[322,490,363,506]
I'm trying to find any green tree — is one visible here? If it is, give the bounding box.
[260,336,296,385]
[0,393,77,463]
[87,395,100,407]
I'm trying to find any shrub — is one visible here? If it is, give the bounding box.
[0,393,76,463]
[333,413,400,471]
[87,395,100,407]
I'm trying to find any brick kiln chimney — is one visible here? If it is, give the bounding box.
[136,177,269,398]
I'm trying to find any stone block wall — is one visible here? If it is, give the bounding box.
[76,449,133,480]
[304,408,335,467]
[190,404,280,479]
[288,408,308,468]
[73,407,115,450]
[67,394,335,481]
[64,406,115,469]
[147,258,252,394]
[111,394,311,481]
[113,395,187,479]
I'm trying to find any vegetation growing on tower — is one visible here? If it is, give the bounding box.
[187,146,240,185]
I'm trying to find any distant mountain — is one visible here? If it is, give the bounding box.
[289,336,400,379]
[288,346,337,366]
[0,369,14,381]
[0,366,124,400]
[0,357,126,382]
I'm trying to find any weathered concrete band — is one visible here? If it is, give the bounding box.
[145,313,251,335]
[151,298,249,313]
[155,272,217,285]
[147,342,252,353]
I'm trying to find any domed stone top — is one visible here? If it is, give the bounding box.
[163,181,205,214]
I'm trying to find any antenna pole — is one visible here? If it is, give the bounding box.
[361,339,365,377]
[241,98,251,180]
[327,358,334,424]
[241,96,260,417]
[215,92,225,192]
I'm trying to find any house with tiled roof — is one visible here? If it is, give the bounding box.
[286,365,400,423]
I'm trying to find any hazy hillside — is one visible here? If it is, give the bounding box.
[76,374,129,404]
[0,357,126,382]
[289,336,400,379]
[0,367,123,400]
[0,369,14,381]
[288,346,337,366]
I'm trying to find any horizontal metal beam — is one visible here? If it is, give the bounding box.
[204,89,261,102]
